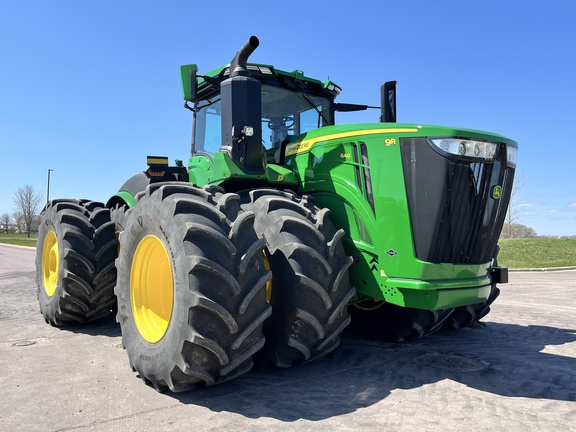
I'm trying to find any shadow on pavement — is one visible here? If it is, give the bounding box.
[53,315,576,420]
[165,322,576,421]
[58,314,122,338]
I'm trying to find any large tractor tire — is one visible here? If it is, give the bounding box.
[241,189,355,368]
[115,183,271,392]
[348,299,454,341]
[35,200,117,325]
[441,286,500,330]
[442,246,503,330]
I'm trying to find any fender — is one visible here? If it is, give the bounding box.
[106,172,150,209]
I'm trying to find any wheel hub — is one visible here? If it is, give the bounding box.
[42,231,59,297]
[130,235,174,343]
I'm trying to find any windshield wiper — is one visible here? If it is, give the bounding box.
[293,83,330,126]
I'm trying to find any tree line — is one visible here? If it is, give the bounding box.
[1,185,43,238]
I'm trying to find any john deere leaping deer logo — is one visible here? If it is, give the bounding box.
[492,185,502,199]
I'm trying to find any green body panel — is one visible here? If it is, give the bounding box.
[188,152,298,187]
[244,122,513,310]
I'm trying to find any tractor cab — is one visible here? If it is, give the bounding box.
[196,69,336,161]
[181,36,344,185]
[183,64,339,165]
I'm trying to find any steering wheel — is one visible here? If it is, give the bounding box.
[268,116,294,131]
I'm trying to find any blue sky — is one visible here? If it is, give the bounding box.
[1,1,575,236]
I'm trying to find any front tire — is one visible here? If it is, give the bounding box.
[441,285,500,330]
[442,246,503,330]
[348,299,454,341]
[115,183,271,392]
[35,200,117,325]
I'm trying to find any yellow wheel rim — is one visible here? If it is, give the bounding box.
[263,251,272,303]
[130,235,174,343]
[42,231,59,297]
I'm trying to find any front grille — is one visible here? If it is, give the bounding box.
[401,137,514,264]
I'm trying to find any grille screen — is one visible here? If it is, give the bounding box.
[401,138,514,264]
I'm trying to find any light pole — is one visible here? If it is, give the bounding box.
[47,169,54,204]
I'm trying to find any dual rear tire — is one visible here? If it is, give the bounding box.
[114,183,272,392]
[114,185,354,390]
[36,200,117,325]
[241,189,356,367]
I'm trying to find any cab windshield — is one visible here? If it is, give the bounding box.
[193,83,332,156]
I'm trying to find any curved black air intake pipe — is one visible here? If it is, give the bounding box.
[230,36,260,77]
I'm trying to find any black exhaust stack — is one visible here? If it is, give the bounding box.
[220,36,263,173]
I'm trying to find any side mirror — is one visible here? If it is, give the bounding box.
[180,64,198,102]
[380,81,397,123]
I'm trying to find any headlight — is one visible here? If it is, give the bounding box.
[429,138,498,162]
[506,145,518,167]
[325,82,342,95]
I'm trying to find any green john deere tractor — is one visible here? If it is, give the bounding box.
[35,36,517,392]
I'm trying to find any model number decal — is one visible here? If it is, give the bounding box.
[284,128,418,157]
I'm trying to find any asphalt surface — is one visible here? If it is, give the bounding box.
[1,244,575,431]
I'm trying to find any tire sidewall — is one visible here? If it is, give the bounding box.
[36,205,66,320]
[116,197,194,377]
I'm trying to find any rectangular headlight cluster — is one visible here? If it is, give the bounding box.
[429,138,498,162]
